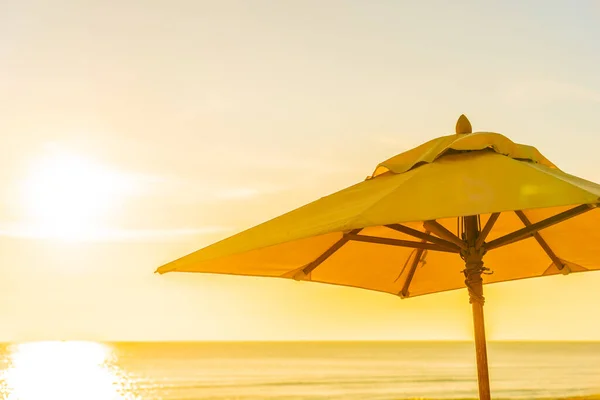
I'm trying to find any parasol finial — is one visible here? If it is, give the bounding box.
[456,114,472,134]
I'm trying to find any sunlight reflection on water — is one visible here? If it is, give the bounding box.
[0,341,137,400]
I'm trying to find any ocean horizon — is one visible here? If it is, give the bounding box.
[0,340,598,400]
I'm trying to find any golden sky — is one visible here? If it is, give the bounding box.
[1,0,600,341]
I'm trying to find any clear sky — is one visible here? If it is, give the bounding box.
[1,0,599,342]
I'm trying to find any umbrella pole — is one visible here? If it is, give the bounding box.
[464,216,491,400]
[469,278,491,400]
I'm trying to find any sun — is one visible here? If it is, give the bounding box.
[19,147,131,240]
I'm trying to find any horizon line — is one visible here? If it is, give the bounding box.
[4,339,600,344]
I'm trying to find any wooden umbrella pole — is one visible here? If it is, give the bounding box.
[464,215,492,400]
[469,275,491,400]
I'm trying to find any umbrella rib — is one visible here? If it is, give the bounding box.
[475,213,500,249]
[345,233,460,253]
[400,231,430,298]
[385,224,461,252]
[422,220,468,250]
[485,204,594,251]
[301,229,362,275]
[514,210,565,270]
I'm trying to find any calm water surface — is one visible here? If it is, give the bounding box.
[0,341,599,400]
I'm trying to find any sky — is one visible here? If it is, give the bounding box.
[0,0,600,342]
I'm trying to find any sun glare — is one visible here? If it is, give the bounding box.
[19,148,132,240]
[0,341,136,400]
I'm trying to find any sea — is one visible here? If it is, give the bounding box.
[0,341,598,400]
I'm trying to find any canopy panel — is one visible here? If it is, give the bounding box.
[371,131,556,178]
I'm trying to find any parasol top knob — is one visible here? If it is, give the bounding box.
[456,114,472,134]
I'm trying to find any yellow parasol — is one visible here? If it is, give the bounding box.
[158,115,600,400]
